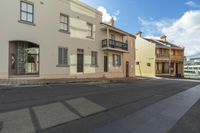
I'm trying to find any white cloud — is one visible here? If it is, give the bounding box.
[97,6,120,23]
[185,1,200,8]
[139,10,200,56]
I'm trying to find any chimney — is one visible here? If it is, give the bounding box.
[160,35,167,42]
[108,17,115,27]
[136,31,142,37]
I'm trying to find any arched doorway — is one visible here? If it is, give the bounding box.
[9,41,39,76]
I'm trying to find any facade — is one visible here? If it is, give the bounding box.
[185,56,200,75]
[0,0,135,79]
[135,32,184,78]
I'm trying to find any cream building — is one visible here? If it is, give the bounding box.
[0,0,135,79]
[135,32,184,78]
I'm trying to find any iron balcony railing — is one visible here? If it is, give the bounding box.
[102,39,128,51]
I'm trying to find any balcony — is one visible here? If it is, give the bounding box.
[102,39,128,52]
[156,54,169,58]
[171,55,184,61]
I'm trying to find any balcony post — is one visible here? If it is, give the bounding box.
[107,27,109,47]
[169,46,171,75]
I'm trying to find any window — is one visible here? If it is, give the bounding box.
[111,34,115,40]
[147,63,151,67]
[87,23,93,38]
[136,61,140,65]
[20,1,34,23]
[60,14,69,32]
[58,47,68,66]
[113,54,121,67]
[91,51,98,66]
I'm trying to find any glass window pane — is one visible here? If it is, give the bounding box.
[27,4,33,13]
[21,2,27,11]
[64,24,67,31]
[60,23,64,30]
[21,12,27,21]
[60,16,65,23]
[27,14,33,22]
[64,16,68,23]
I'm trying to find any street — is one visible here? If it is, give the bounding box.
[0,79,199,133]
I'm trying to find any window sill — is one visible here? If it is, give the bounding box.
[91,64,99,67]
[113,65,121,67]
[18,20,36,26]
[56,64,70,67]
[86,36,94,39]
[59,29,70,34]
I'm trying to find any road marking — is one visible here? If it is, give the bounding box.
[0,109,35,133]
[66,97,105,117]
[33,102,80,129]
[91,84,200,133]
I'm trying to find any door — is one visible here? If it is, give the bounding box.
[126,61,129,77]
[104,56,108,72]
[176,63,179,75]
[77,49,84,73]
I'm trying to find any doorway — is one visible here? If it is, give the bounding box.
[77,49,84,73]
[176,63,179,75]
[9,41,39,76]
[126,61,129,77]
[104,56,108,72]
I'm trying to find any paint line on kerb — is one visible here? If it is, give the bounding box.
[91,84,200,133]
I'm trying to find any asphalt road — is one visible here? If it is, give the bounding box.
[0,79,199,133]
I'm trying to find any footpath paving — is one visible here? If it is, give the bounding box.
[0,97,106,133]
[91,84,200,133]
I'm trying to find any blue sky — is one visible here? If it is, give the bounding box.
[80,0,200,56]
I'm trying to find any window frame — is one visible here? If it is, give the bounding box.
[59,13,70,33]
[91,51,98,66]
[86,22,93,39]
[113,54,121,67]
[57,47,69,67]
[20,1,34,24]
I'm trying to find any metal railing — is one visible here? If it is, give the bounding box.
[102,39,128,51]
[156,54,170,58]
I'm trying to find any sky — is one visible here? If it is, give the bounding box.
[80,0,200,57]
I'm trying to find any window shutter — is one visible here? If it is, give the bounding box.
[58,48,62,65]
[63,48,68,65]
[58,48,68,65]
[95,52,98,65]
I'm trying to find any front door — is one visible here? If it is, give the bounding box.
[77,49,84,73]
[104,56,108,72]
[176,63,179,75]
[126,61,129,77]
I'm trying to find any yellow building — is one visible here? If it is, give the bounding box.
[135,32,184,78]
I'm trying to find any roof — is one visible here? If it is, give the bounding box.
[144,38,183,49]
[101,23,136,38]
